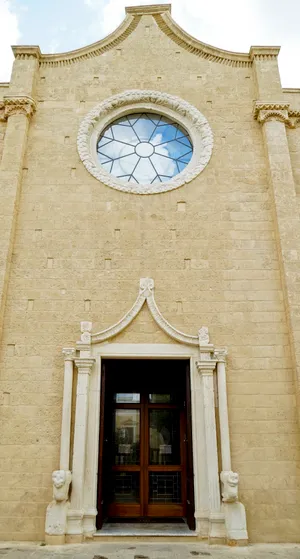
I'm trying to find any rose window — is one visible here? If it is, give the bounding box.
[96,113,193,185]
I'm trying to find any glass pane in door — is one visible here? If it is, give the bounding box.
[111,471,140,503]
[149,472,181,503]
[113,409,140,465]
[149,409,180,465]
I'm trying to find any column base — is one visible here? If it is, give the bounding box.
[223,502,248,545]
[83,507,97,536]
[208,511,226,544]
[66,508,84,539]
[45,534,66,545]
[65,534,84,544]
[227,538,248,546]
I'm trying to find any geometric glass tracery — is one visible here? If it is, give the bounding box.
[97,113,193,185]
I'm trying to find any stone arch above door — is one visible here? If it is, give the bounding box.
[79,277,211,349]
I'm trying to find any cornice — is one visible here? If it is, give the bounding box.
[3,95,36,120]
[126,4,171,14]
[38,14,140,67]
[9,6,282,71]
[154,11,252,67]
[283,88,300,94]
[12,45,41,60]
[9,5,283,72]
[249,46,280,60]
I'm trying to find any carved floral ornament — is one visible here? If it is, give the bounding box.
[254,101,300,128]
[77,90,214,194]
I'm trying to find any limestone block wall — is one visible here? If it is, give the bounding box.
[0,85,8,162]
[0,7,299,543]
[284,90,300,193]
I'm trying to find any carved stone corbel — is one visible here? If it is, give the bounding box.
[45,470,72,544]
[3,95,36,120]
[220,471,239,503]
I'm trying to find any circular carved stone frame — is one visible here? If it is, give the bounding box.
[77,90,214,194]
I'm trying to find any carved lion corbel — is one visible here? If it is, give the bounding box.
[52,469,72,502]
[220,470,239,503]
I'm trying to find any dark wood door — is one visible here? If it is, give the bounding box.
[98,360,194,525]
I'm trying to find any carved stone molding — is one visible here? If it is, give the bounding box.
[196,360,217,375]
[62,348,75,361]
[38,15,140,67]
[253,101,300,128]
[214,348,228,362]
[77,90,213,195]
[249,46,281,60]
[3,95,36,120]
[89,277,209,347]
[0,102,4,122]
[75,358,95,373]
[12,46,41,60]
[155,11,252,67]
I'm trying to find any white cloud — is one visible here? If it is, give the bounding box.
[0,0,20,82]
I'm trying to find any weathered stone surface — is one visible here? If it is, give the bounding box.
[1,3,300,544]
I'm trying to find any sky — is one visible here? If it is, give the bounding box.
[1,0,300,87]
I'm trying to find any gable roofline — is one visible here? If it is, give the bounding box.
[11,3,280,69]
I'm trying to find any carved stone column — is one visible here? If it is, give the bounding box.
[254,102,300,423]
[0,46,39,343]
[196,360,224,543]
[67,357,95,542]
[214,350,248,545]
[60,348,75,471]
[0,95,36,343]
[215,350,231,472]
[251,47,300,429]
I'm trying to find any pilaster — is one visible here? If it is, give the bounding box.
[196,359,225,543]
[60,348,75,471]
[67,357,95,541]
[253,56,300,424]
[0,46,39,344]
[214,350,248,545]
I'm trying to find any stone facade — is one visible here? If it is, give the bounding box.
[0,2,300,544]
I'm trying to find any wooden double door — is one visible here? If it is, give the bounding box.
[97,359,195,529]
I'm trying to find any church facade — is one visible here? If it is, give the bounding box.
[1,3,300,545]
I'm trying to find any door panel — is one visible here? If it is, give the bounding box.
[96,363,106,529]
[185,362,196,530]
[98,360,194,526]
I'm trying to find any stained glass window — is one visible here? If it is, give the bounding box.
[96,113,193,185]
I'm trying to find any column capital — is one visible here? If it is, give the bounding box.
[213,349,228,363]
[3,95,36,120]
[75,358,95,373]
[249,46,280,61]
[196,360,217,375]
[253,101,290,126]
[62,348,76,361]
[12,45,41,60]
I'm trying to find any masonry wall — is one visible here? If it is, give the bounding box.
[284,91,300,194]
[0,12,299,542]
[0,85,8,162]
